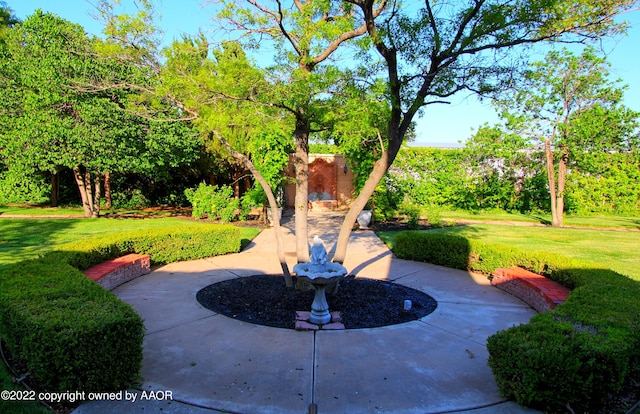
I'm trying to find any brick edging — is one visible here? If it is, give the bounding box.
[83,253,151,290]
[491,267,570,313]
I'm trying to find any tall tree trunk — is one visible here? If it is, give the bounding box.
[556,148,568,227]
[333,5,416,264]
[104,172,112,209]
[293,117,310,263]
[213,131,293,287]
[84,170,95,217]
[544,138,563,227]
[50,172,59,207]
[232,165,242,198]
[93,172,102,218]
[72,166,93,218]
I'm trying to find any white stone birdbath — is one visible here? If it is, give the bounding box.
[294,236,347,325]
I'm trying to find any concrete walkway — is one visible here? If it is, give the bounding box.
[73,212,540,414]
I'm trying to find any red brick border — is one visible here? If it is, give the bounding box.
[83,253,151,290]
[295,311,345,330]
[491,267,570,313]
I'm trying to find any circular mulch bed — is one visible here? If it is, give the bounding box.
[196,275,437,329]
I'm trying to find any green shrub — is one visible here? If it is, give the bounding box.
[394,232,470,269]
[185,184,239,222]
[0,260,144,392]
[0,223,245,393]
[393,231,586,280]
[487,312,637,412]
[392,230,640,412]
[399,202,421,229]
[46,224,243,268]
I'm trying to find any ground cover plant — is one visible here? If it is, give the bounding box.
[390,230,640,412]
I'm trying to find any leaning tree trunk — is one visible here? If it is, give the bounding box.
[213,131,293,287]
[556,148,568,227]
[333,127,407,264]
[333,150,390,264]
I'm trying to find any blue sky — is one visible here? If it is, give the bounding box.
[9,0,640,147]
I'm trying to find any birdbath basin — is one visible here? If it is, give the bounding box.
[294,236,347,325]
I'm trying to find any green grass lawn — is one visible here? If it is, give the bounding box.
[438,209,640,231]
[0,205,85,216]
[0,215,262,412]
[0,362,49,414]
[378,223,640,281]
[0,217,261,267]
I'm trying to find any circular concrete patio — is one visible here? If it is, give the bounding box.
[73,213,540,414]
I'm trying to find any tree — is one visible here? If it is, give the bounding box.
[0,1,18,31]
[328,0,638,259]
[159,36,297,285]
[216,0,387,263]
[494,47,633,226]
[92,0,637,263]
[0,11,198,216]
[564,103,639,214]
[463,125,545,212]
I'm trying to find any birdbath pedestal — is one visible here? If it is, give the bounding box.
[294,236,347,325]
[297,273,342,325]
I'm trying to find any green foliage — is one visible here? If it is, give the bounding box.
[377,127,637,217]
[566,144,640,215]
[184,183,240,222]
[393,231,586,277]
[387,147,467,208]
[392,230,640,411]
[49,224,243,268]
[394,232,471,270]
[246,131,294,206]
[487,311,638,412]
[309,143,340,154]
[370,178,402,221]
[0,11,199,212]
[492,47,638,224]
[0,166,49,205]
[109,188,150,209]
[0,222,245,393]
[0,260,144,392]
[398,201,421,229]
[422,204,444,227]
[461,125,549,212]
[329,83,391,190]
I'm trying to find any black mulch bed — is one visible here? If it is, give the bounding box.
[196,274,437,329]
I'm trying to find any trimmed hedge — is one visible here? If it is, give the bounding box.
[44,224,243,270]
[0,224,245,393]
[0,260,144,392]
[393,231,640,412]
